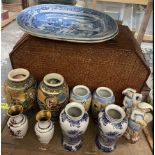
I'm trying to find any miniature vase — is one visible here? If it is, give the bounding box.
[59,102,89,151]
[70,85,92,111]
[91,87,115,121]
[96,104,128,152]
[124,102,153,144]
[4,68,36,112]
[37,73,69,121]
[34,110,54,144]
[7,105,28,139]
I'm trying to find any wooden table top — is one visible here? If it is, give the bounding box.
[2,114,152,155]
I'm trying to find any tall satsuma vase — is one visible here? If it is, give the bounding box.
[91,87,115,121]
[4,68,36,112]
[60,102,89,151]
[96,104,128,152]
[37,73,69,121]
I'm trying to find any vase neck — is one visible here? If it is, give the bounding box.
[105,104,126,123]
[65,102,85,121]
[72,85,90,99]
[8,68,30,82]
[43,73,64,87]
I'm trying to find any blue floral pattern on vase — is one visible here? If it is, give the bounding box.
[96,105,128,152]
[61,111,89,128]
[16,4,118,43]
[60,103,89,151]
[101,111,128,130]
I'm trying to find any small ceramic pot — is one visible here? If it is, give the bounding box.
[7,105,28,139]
[96,104,128,152]
[4,68,36,112]
[37,73,69,121]
[59,102,89,151]
[91,87,115,121]
[34,110,54,144]
[70,85,92,111]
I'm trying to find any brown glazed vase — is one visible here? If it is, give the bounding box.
[37,73,69,121]
[4,68,36,112]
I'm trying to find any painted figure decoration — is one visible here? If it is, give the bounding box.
[122,88,142,117]
[122,88,153,143]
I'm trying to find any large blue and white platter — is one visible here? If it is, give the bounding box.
[16,4,118,43]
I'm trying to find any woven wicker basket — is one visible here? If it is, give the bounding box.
[10,25,150,105]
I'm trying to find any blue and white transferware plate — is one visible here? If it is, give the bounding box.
[16,4,118,43]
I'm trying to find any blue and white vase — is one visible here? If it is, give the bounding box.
[70,85,92,111]
[96,104,128,152]
[91,87,115,121]
[59,102,89,151]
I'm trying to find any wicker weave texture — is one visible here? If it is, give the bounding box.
[10,25,150,105]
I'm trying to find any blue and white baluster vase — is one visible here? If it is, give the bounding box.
[96,104,128,152]
[59,102,89,151]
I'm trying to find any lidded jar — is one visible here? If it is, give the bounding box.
[96,104,128,152]
[91,87,115,121]
[7,105,28,139]
[34,110,54,144]
[59,102,89,151]
[70,85,92,111]
[4,68,36,112]
[37,73,69,121]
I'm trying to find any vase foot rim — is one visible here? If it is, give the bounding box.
[96,138,116,152]
[63,141,82,151]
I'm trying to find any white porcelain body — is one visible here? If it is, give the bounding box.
[59,102,89,151]
[7,114,28,139]
[70,85,92,111]
[96,104,128,152]
[35,120,54,144]
[91,87,115,121]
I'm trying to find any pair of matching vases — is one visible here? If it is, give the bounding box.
[4,68,128,152]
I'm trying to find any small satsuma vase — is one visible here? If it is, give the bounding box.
[59,102,89,151]
[34,110,54,144]
[4,68,36,112]
[37,73,69,121]
[96,104,128,152]
[91,87,115,121]
[7,105,28,139]
[70,85,92,111]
